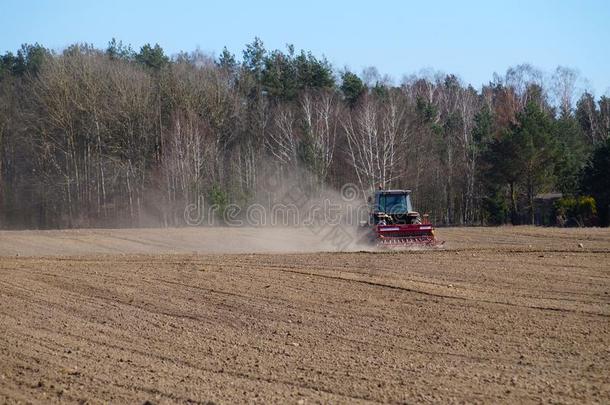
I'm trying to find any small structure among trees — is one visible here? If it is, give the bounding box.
[534,193,563,226]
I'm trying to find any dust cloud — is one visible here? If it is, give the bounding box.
[0,226,374,257]
[0,167,378,256]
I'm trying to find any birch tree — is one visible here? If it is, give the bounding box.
[342,92,405,193]
[300,90,339,183]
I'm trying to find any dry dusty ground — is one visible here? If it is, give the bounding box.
[0,226,609,404]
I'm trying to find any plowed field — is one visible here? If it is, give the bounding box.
[1,226,609,404]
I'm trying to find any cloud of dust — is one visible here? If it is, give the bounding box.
[180,163,377,253]
[0,164,380,256]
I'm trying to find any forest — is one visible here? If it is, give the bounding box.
[0,38,608,229]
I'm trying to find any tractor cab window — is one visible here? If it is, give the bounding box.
[377,193,412,213]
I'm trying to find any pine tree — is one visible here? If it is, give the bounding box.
[340,71,365,107]
[582,138,610,225]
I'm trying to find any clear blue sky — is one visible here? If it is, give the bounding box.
[1,0,609,93]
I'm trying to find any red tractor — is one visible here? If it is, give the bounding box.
[367,189,443,247]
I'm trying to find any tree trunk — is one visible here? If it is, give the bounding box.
[529,182,535,225]
[510,182,518,225]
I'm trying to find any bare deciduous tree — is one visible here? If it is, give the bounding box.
[342,91,407,193]
[552,66,579,117]
[301,90,340,183]
[266,104,297,167]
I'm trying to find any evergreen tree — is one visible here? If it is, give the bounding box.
[473,106,501,223]
[482,128,523,224]
[599,96,610,139]
[136,43,169,70]
[0,52,17,79]
[217,46,237,71]
[106,38,135,61]
[340,71,365,106]
[553,116,588,195]
[483,101,557,224]
[294,50,334,90]
[11,43,49,76]
[261,49,297,99]
[582,138,610,226]
[242,37,266,81]
[515,101,557,224]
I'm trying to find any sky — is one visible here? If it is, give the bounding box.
[1,0,609,94]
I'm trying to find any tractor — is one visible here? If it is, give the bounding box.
[366,188,443,247]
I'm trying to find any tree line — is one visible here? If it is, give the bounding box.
[0,39,608,229]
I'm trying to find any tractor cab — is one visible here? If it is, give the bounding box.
[371,190,420,225]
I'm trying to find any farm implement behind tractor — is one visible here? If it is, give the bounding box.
[367,189,444,248]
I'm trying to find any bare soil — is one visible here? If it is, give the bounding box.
[0,226,609,404]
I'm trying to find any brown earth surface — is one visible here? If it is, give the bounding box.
[0,226,609,404]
